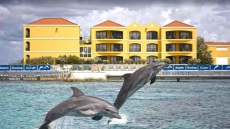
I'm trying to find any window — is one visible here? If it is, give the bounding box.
[96,44,107,51]
[80,47,91,57]
[111,44,123,51]
[166,31,176,39]
[130,31,140,39]
[130,56,140,63]
[147,56,158,63]
[216,47,228,51]
[26,28,30,38]
[166,44,176,51]
[179,31,191,39]
[26,55,30,64]
[111,56,123,64]
[26,42,30,51]
[130,44,141,52]
[179,44,191,51]
[96,31,107,39]
[98,56,107,60]
[111,31,123,39]
[147,44,158,52]
[147,31,158,39]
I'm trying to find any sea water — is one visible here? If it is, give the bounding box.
[0,80,230,129]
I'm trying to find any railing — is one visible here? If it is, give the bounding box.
[1,64,230,72]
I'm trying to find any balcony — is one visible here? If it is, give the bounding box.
[96,31,123,40]
[80,36,91,44]
[166,31,192,42]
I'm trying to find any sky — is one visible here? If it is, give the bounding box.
[0,0,230,64]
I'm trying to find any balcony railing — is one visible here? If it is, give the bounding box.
[111,48,123,51]
[130,36,140,40]
[96,36,123,39]
[130,49,141,52]
[179,48,192,51]
[26,48,30,51]
[166,48,176,51]
[147,49,157,52]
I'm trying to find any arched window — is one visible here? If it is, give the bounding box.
[147,44,157,52]
[147,56,158,64]
[130,56,140,63]
[147,31,158,39]
[26,42,30,51]
[130,44,141,52]
[26,55,30,64]
[130,31,140,39]
[26,28,30,38]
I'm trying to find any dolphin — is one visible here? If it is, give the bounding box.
[39,87,121,129]
[91,61,168,122]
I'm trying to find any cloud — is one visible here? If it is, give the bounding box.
[0,0,230,64]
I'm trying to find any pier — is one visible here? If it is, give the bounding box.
[0,64,230,81]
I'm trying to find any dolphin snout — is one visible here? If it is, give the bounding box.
[114,113,122,119]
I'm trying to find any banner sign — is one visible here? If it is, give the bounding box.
[38,65,51,70]
[198,65,210,70]
[11,65,23,70]
[211,65,222,70]
[0,65,10,70]
[25,65,38,70]
[223,65,230,70]
[163,65,173,70]
[186,65,198,70]
[174,65,186,70]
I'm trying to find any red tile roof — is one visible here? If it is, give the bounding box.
[27,18,77,25]
[206,42,230,45]
[94,20,124,27]
[164,20,194,27]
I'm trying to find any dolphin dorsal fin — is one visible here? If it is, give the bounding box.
[122,73,132,82]
[70,87,85,97]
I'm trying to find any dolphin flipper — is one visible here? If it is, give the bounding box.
[91,115,103,121]
[70,87,85,97]
[150,74,157,84]
[39,121,50,129]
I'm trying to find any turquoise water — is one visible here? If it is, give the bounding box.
[0,80,230,129]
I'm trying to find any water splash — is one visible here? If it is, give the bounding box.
[106,114,128,125]
[49,116,75,129]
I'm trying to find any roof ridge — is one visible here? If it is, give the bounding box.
[27,18,77,25]
[94,20,124,27]
[163,20,193,27]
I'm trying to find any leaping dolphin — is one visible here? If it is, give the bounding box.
[91,61,168,122]
[39,87,121,129]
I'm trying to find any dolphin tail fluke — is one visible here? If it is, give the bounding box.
[91,115,103,121]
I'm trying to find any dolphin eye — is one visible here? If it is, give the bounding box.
[106,109,110,111]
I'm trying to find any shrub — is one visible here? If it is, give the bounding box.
[187,58,201,64]
[124,59,133,64]
[139,59,147,64]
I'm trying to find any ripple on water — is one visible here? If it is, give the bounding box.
[0,80,230,129]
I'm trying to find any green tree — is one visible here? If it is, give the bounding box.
[197,36,213,64]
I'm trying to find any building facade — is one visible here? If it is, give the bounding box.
[23,18,81,64]
[23,18,197,64]
[206,42,230,65]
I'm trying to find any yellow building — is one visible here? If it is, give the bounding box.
[206,42,230,65]
[23,18,81,64]
[23,18,197,64]
[90,20,197,64]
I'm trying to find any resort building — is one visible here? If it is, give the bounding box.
[23,18,81,63]
[206,42,230,65]
[23,18,197,64]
